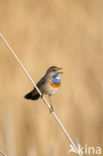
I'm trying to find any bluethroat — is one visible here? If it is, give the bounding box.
[24,66,63,112]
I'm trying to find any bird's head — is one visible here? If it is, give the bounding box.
[46,66,63,78]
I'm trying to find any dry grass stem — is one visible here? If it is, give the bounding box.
[0,33,82,156]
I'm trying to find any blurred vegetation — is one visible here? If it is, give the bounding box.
[0,0,103,156]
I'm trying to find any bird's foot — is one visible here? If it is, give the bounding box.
[49,106,54,113]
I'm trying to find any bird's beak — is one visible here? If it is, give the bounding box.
[56,67,63,74]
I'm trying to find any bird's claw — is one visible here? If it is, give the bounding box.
[49,106,54,113]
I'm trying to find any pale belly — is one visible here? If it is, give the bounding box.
[41,82,60,96]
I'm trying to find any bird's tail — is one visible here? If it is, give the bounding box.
[24,89,40,100]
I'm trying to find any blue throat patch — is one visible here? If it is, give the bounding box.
[52,72,61,84]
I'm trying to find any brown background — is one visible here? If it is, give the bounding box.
[0,0,103,156]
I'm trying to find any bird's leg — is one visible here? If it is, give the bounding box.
[48,95,54,113]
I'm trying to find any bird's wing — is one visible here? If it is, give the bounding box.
[36,76,46,88]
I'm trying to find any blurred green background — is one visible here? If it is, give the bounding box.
[0,0,103,156]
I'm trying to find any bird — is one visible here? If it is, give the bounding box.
[24,66,63,112]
